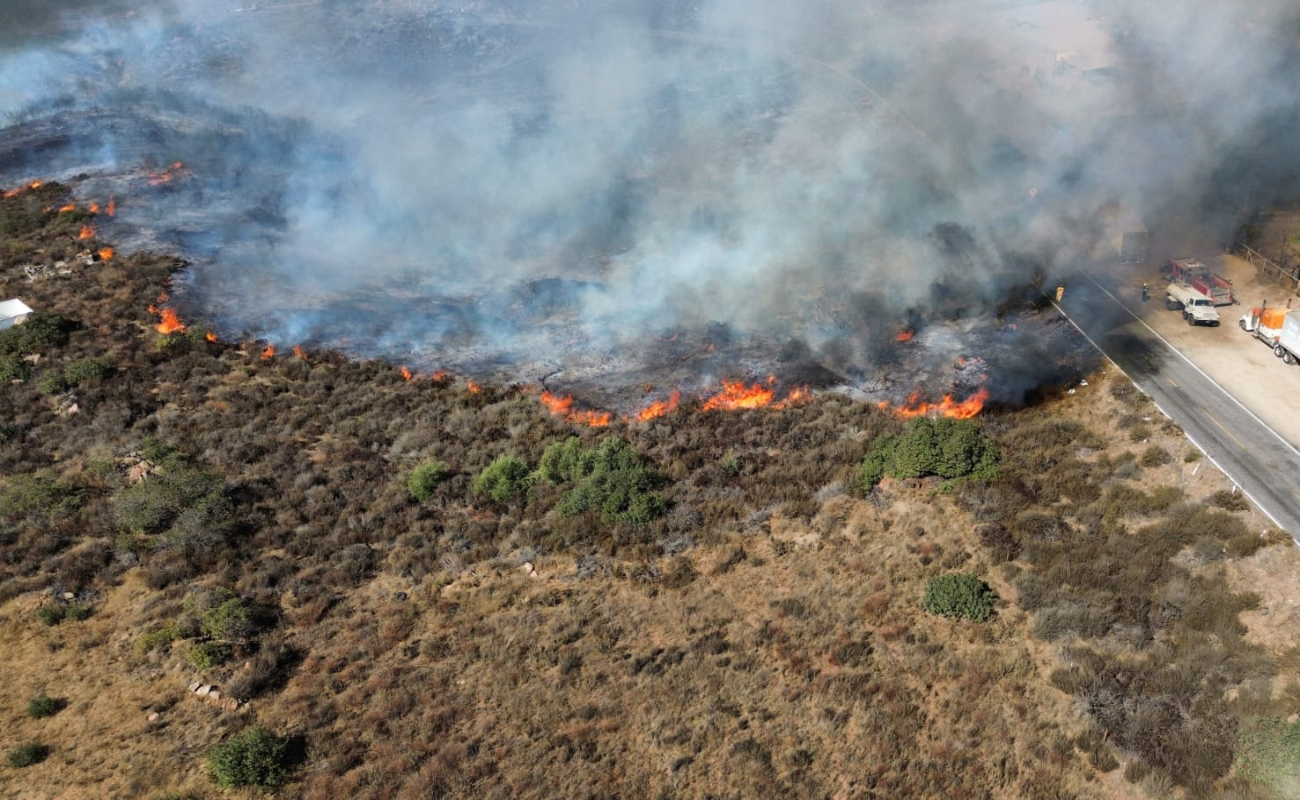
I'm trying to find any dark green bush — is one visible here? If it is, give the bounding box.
[1,470,86,519]
[922,574,996,622]
[114,453,230,539]
[35,605,65,626]
[860,418,999,489]
[5,743,49,768]
[472,454,533,504]
[188,641,234,670]
[0,311,72,356]
[183,589,253,642]
[0,355,31,381]
[407,460,450,502]
[541,437,667,525]
[26,693,65,719]
[206,726,289,789]
[37,357,112,394]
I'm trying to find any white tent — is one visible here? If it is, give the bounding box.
[0,298,34,330]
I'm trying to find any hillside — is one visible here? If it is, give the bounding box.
[2,184,1299,798]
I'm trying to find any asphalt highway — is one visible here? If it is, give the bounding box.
[1053,274,1300,536]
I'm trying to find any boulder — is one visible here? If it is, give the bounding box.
[196,684,212,697]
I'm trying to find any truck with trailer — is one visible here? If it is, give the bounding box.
[1161,257,1236,306]
[1165,282,1221,326]
[1240,306,1300,365]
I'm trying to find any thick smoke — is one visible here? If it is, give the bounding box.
[2,0,1298,402]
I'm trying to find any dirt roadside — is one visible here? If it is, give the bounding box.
[1092,252,1300,450]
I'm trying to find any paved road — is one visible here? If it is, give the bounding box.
[1054,274,1300,535]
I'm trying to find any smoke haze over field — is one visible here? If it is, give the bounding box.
[2,0,1298,402]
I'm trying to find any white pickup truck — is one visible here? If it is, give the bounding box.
[1165,283,1221,326]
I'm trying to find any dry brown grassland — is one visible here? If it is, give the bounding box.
[2,184,1298,798]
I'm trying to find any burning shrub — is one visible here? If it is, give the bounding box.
[541,437,668,525]
[922,574,996,622]
[472,454,533,504]
[407,460,451,503]
[859,418,999,489]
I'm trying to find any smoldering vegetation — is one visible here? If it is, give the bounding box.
[1,193,1296,797]
[1,1,1299,404]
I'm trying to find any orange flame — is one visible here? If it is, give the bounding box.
[701,380,776,411]
[147,162,185,186]
[540,391,611,427]
[774,385,812,409]
[467,380,481,393]
[97,247,114,261]
[293,345,307,361]
[432,370,450,381]
[88,202,99,214]
[261,345,276,360]
[2,180,40,198]
[884,387,990,420]
[155,308,185,335]
[206,332,218,343]
[896,329,915,342]
[106,197,116,216]
[58,203,76,213]
[635,391,681,422]
[78,223,96,239]
[400,366,413,381]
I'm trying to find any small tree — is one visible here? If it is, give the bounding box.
[407,460,450,502]
[922,574,996,622]
[206,726,289,789]
[473,454,533,504]
[26,693,65,719]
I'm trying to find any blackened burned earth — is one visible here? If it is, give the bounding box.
[0,3,1103,414]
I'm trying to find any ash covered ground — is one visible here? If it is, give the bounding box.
[2,1,1297,412]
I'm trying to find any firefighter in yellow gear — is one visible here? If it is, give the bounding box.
[1055,285,1065,302]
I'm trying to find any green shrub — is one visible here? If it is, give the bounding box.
[64,602,91,622]
[860,418,999,489]
[0,311,72,356]
[38,357,112,394]
[1184,450,1202,463]
[407,460,450,502]
[0,355,31,381]
[206,726,290,789]
[114,453,230,539]
[180,589,253,642]
[35,605,65,626]
[1,470,86,519]
[188,641,234,670]
[473,454,533,504]
[136,621,181,654]
[541,437,667,525]
[5,743,49,768]
[922,574,996,622]
[26,693,65,719]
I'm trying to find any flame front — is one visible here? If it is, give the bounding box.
[155,308,185,335]
[106,197,116,216]
[540,391,611,427]
[896,329,915,342]
[635,391,681,422]
[206,332,218,343]
[400,366,413,381]
[466,380,481,393]
[293,345,307,361]
[78,224,96,240]
[147,162,185,186]
[58,203,76,213]
[884,387,990,420]
[88,202,100,214]
[701,380,776,411]
[97,247,114,261]
[261,345,276,360]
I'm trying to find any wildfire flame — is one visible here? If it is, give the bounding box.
[701,380,777,411]
[97,247,114,261]
[261,345,276,360]
[432,370,450,381]
[881,387,990,420]
[539,391,611,427]
[466,380,481,393]
[106,197,116,216]
[78,224,95,240]
[896,329,915,342]
[88,202,99,214]
[635,391,681,422]
[206,332,218,343]
[293,345,307,361]
[58,203,76,213]
[155,307,185,335]
[400,366,413,381]
[147,162,185,186]
[2,180,41,198]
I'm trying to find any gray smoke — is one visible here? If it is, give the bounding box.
[2,0,1298,401]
